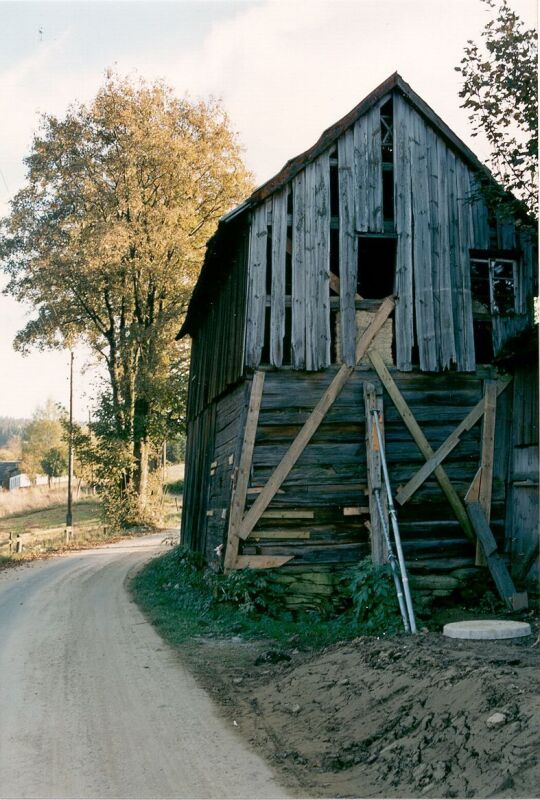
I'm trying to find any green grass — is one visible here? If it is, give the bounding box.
[131,546,374,650]
[0,497,102,536]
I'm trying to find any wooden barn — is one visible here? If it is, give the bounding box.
[178,73,538,610]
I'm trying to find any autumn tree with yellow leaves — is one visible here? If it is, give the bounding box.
[1,73,252,525]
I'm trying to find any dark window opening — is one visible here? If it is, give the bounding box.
[285,229,293,295]
[473,320,494,364]
[382,169,394,222]
[286,186,293,215]
[265,226,272,295]
[470,252,517,316]
[357,236,396,298]
[283,305,292,366]
[330,307,339,364]
[330,228,340,293]
[261,305,271,364]
[330,160,339,218]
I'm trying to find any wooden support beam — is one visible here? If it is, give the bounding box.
[368,350,475,542]
[224,371,265,572]
[262,510,315,520]
[237,297,395,541]
[396,376,511,505]
[235,555,294,569]
[467,501,528,610]
[249,530,311,540]
[476,380,497,566]
[364,382,388,564]
[465,467,482,504]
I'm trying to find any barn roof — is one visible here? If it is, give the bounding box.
[178,72,489,338]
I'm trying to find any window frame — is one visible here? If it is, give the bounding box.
[469,249,519,317]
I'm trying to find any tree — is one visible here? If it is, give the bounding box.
[456,0,538,218]
[20,400,67,480]
[1,73,252,523]
[40,447,68,487]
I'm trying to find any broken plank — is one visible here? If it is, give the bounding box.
[224,371,265,572]
[368,349,475,541]
[234,555,294,569]
[396,376,511,505]
[238,298,395,541]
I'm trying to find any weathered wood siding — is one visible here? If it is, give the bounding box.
[506,365,539,586]
[393,94,479,371]
[245,203,268,368]
[181,382,248,560]
[243,90,537,376]
[187,227,249,421]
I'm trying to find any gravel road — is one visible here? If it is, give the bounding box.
[0,535,289,800]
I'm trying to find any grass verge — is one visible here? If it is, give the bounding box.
[130,546,399,651]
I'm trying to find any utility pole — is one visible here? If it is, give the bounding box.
[65,350,74,542]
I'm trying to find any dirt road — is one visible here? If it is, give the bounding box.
[0,535,289,800]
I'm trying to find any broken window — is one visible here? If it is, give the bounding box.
[470,253,518,315]
[357,236,396,298]
[470,250,518,364]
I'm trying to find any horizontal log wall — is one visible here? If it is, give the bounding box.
[238,367,509,577]
[181,382,248,560]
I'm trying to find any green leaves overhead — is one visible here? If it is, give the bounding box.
[456,0,537,219]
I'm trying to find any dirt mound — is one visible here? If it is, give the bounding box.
[182,629,539,799]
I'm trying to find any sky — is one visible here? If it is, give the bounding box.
[0,0,536,420]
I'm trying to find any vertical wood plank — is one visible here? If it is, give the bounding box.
[454,159,476,371]
[292,171,306,368]
[411,110,437,371]
[436,137,456,368]
[470,176,490,249]
[245,204,268,367]
[354,106,384,233]
[364,382,388,564]
[367,106,384,232]
[270,188,288,366]
[393,94,414,371]
[353,113,369,233]
[497,216,516,249]
[224,371,265,571]
[304,160,317,369]
[313,152,331,370]
[475,379,497,565]
[426,125,443,367]
[338,131,357,366]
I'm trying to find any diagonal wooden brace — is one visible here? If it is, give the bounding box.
[237,296,395,541]
[395,376,511,506]
[368,350,475,542]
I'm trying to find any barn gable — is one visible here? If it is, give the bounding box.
[178,73,538,610]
